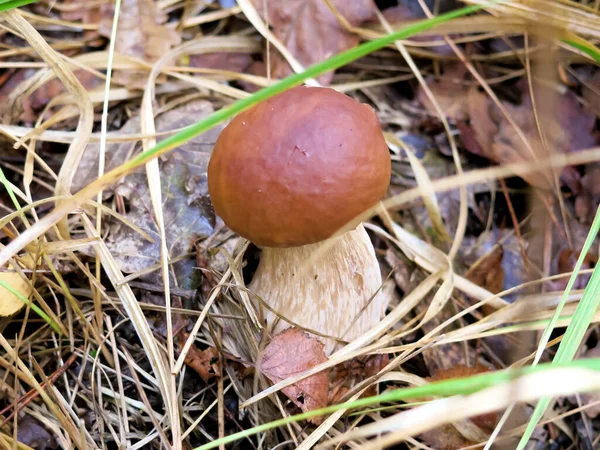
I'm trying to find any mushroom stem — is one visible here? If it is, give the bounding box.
[249,223,387,355]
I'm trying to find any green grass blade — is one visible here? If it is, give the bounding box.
[0,0,38,11]
[0,278,61,334]
[517,206,600,449]
[194,359,600,450]
[562,36,600,63]
[0,167,62,333]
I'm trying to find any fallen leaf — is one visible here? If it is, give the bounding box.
[417,64,470,121]
[464,244,504,296]
[419,424,477,450]
[0,69,101,123]
[183,342,220,382]
[74,100,223,289]
[189,52,254,74]
[261,328,329,424]
[420,71,598,189]
[98,0,181,88]
[381,5,454,56]
[16,415,57,450]
[250,0,376,85]
[59,0,103,38]
[548,247,595,292]
[465,83,596,189]
[0,270,32,317]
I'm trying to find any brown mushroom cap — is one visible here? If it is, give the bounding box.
[207,85,391,248]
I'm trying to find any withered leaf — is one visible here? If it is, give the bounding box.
[261,328,329,424]
[60,0,103,29]
[464,244,504,296]
[184,343,220,382]
[0,270,32,317]
[16,415,57,450]
[98,0,181,88]
[74,100,224,289]
[250,0,376,85]
[575,163,600,225]
[420,72,598,189]
[189,52,254,74]
[417,64,470,121]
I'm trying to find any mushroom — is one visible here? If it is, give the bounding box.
[207,85,391,354]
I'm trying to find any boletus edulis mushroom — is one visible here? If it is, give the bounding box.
[207,85,391,354]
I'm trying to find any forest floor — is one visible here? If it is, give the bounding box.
[1,1,600,449]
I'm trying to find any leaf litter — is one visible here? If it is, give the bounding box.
[249,0,377,84]
[260,327,329,424]
[2,1,600,449]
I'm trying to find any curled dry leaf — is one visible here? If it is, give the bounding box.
[189,52,254,74]
[0,69,101,123]
[98,0,181,88]
[261,327,329,424]
[250,0,376,85]
[582,70,600,118]
[182,339,221,382]
[0,271,32,317]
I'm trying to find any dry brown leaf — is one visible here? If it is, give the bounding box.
[420,71,598,189]
[459,83,597,189]
[189,52,254,74]
[98,0,181,88]
[73,100,222,289]
[417,65,470,121]
[0,69,101,123]
[183,342,220,382]
[250,0,376,85]
[0,270,32,317]
[464,244,504,296]
[261,327,329,424]
[329,354,389,404]
[59,0,103,35]
[582,70,600,118]
[16,415,58,450]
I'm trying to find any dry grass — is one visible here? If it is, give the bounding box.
[1,1,600,449]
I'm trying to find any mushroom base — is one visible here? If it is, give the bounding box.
[249,223,387,355]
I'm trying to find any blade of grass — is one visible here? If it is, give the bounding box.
[0,0,497,267]
[517,206,600,449]
[562,35,600,61]
[0,166,62,332]
[195,359,600,450]
[0,0,38,12]
[0,278,60,333]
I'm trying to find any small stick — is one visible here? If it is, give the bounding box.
[0,351,78,428]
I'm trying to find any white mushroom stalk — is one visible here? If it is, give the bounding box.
[250,223,386,355]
